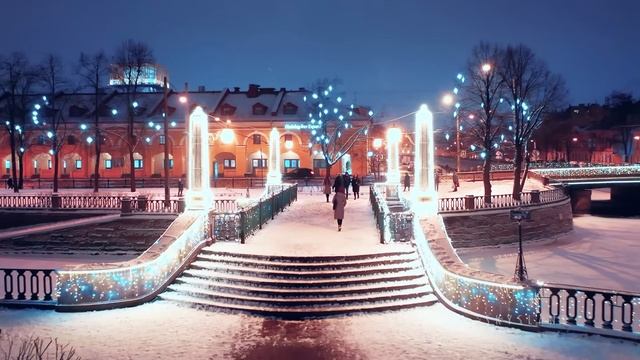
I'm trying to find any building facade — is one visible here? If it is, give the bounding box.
[1,84,374,183]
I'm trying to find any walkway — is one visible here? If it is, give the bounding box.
[212,191,411,256]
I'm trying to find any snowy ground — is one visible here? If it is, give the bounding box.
[458,214,640,293]
[213,191,412,256]
[1,301,637,360]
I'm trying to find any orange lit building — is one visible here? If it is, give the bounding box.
[1,84,374,184]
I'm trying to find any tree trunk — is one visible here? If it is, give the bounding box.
[512,145,524,200]
[129,145,136,192]
[9,132,19,193]
[324,163,332,183]
[93,135,101,193]
[53,148,59,193]
[482,155,492,204]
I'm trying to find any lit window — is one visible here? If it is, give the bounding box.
[163,159,174,169]
[104,159,112,169]
[252,159,267,168]
[284,159,299,169]
[252,134,261,144]
[47,160,52,169]
[223,159,236,168]
[134,159,144,169]
[75,160,82,169]
[159,135,166,145]
[4,160,10,175]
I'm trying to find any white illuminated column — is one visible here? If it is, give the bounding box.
[386,127,402,184]
[266,127,282,186]
[414,104,437,215]
[186,106,213,210]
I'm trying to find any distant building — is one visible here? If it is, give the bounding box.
[109,63,169,92]
[0,84,374,183]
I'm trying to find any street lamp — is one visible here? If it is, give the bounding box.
[442,93,461,172]
[481,63,492,73]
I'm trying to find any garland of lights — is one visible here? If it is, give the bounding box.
[56,212,208,305]
[533,165,640,179]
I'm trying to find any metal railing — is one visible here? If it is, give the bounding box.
[369,184,414,244]
[210,184,297,243]
[538,283,639,340]
[0,195,51,208]
[437,188,567,212]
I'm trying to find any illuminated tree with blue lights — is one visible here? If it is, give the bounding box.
[303,83,370,181]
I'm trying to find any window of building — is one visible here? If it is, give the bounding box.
[67,135,77,145]
[4,160,10,175]
[252,134,262,144]
[104,159,112,169]
[221,104,236,116]
[47,160,52,169]
[283,102,298,115]
[159,135,166,145]
[284,159,299,169]
[75,160,82,169]
[252,103,267,116]
[163,159,174,169]
[313,159,328,169]
[223,159,236,168]
[33,160,39,175]
[252,159,267,168]
[284,134,293,142]
[134,159,144,169]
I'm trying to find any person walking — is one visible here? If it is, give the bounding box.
[177,177,184,197]
[333,173,345,194]
[332,185,347,232]
[323,176,332,202]
[343,172,351,197]
[435,170,440,191]
[452,170,460,192]
[403,172,411,192]
[351,175,360,199]
[6,177,12,190]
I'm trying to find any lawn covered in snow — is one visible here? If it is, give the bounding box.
[1,301,638,360]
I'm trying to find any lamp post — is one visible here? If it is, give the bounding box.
[510,207,530,282]
[162,76,170,207]
[442,93,461,172]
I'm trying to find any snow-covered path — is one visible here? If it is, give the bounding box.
[213,192,412,256]
[458,215,640,292]
[1,301,637,359]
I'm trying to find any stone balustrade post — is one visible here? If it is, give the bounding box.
[137,195,148,212]
[464,195,475,210]
[530,190,540,203]
[121,196,132,215]
[177,198,186,213]
[51,193,61,209]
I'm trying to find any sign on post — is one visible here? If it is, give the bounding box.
[510,209,531,221]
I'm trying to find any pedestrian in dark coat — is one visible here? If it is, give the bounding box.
[323,176,332,202]
[333,174,345,194]
[7,177,13,190]
[177,177,184,196]
[452,171,460,192]
[351,175,360,199]
[332,190,347,231]
[343,172,351,196]
[403,173,411,191]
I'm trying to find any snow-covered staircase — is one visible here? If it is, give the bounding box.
[159,247,437,317]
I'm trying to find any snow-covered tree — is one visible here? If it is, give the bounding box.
[303,84,370,181]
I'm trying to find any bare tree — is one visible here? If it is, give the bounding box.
[112,39,155,192]
[38,54,73,193]
[604,91,640,163]
[458,43,506,202]
[498,44,566,200]
[0,53,35,193]
[79,51,110,192]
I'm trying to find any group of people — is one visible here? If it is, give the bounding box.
[402,170,459,192]
[322,172,361,232]
[5,178,21,190]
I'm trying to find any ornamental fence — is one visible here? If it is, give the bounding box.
[538,284,639,340]
[437,188,567,212]
[1,269,56,306]
[0,194,184,214]
[369,184,413,244]
[210,184,297,243]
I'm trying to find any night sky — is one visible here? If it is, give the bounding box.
[2,0,639,124]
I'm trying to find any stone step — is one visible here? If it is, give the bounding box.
[200,248,416,263]
[159,291,438,318]
[167,283,433,307]
[189,260,422,279]
[196,252,420,271]
[175,276,430,298]
[182,268,426,288]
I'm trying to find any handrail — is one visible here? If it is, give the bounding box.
[437,188,567,213]
[369,184,414,244]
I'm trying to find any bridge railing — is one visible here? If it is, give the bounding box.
[437,188,567,212]
[0,195,51,208]
[538,283,639,340]
[369,184,414,244]
[1,269,56,306]
[210,184,297,243]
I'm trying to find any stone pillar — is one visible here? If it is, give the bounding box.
[137,195,148,211]
[569,188,591,214]
[530,190,540,203]
[121,196,132,215]
[386,127,401,184]
[413,104,437,215]
[51,193,61,209]
[186,106,213,210]
[464,195,475,210]
[266,127,282,186]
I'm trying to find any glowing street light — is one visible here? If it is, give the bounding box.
[373,138,383,149]
[179,95,187,104]
[219,128,234,144]
[441,93,454,106]
[482,63,492,73]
